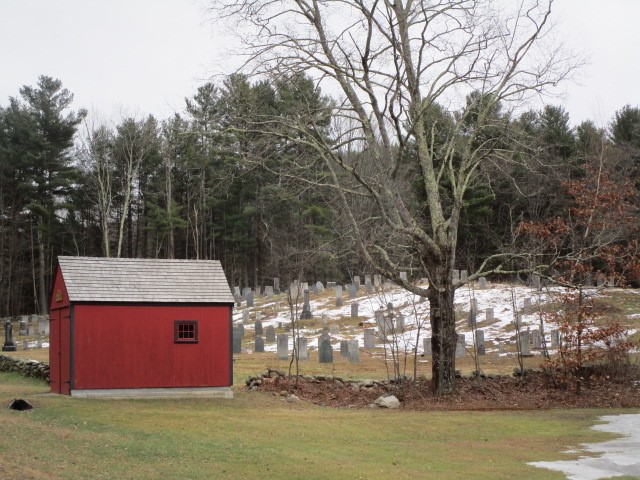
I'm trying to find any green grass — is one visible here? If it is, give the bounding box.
[0,372,636,479]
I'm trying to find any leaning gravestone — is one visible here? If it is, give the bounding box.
[255,336,265,353]
[455,334,466,357]
[351,303,359,318]
[340,340,349,357]
[348,340,360,363]
[277,334,289,360]
[255,320,263,335]
[364,329,375,349]
[475,329,485,355]
[423,337,432,355]
[265,326,276,342]
[319,338,333,363]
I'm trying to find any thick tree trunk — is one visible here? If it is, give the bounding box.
[429,266,457,395]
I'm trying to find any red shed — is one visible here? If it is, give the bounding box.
[49,256,234,398]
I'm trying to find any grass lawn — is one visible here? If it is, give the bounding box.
[1,372,637,480]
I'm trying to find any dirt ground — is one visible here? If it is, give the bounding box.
[257,370,640,410]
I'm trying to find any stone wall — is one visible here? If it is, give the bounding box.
[0,355,49,382]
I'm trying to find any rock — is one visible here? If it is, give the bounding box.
[287,394,300,403]
[361,379,374,387]
[374,395,401,409]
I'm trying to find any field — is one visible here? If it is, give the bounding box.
[2,372,638,480]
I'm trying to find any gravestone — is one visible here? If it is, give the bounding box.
[348,340,360,363]
[596,276,605,287]
[519,331,532,356]
[232,327,243,354]
[364,329,375,349]
[348,284,356,300]
[485,307,494,322]
[523,297,532,314]
[297,337,309,360]
[2,320,17,352]
[22,339,28,350]
[329,324,339,335]
[478,277,487,289]
[273,277,281,294]
[396,315,405,332]
[265,285,274,298]
[316,281,324,292]
[36,335,42,349]
[470,298,477,315]
[321,314,329,326]
[475,329,485,355]
[246,291,254,307]
[453,269,460,283]
[19,316,28,336]
[255,336,265,353]
[460,270,468,282]
[467,307,476,327]
[354,276,361,290]
[351,303,359,318]
[319,338,333,363]
[423,337,432,355]
[498,342,506,354]
[255,285,262,297]
[255,320,263,335]
[319,329,330,345]
[243,310,250,324]
[364,275,373,294]
[27,321,35,336]
[265,326,276,342]
[43,315,49,335]
[550,329,560,348]
[455,334,466,357]
[312,285,318,296]
[242,287,251,300]
[531,330,542,349]
[514,313,523,330]
[301,282,309,292]
[236,323,245,338]
[277,334,289,360]
[340,340,349,357]
[375,310,387,341]
[399,271,408,282]
[373,274,381,289]
[335,285,343,307]
[531,273,541,289]
[301,289,313,319]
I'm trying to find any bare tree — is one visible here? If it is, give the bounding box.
[212,0,580,394]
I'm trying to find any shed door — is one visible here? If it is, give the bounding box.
[50,307,71,394]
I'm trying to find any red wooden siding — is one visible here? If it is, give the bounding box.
[49,266,71,394]
[72,304,231,389]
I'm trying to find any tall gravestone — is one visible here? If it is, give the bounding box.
[273,277,280,294]
[531,330,542,349]
[340,340,349,357]
[396,315,405,332]
[265,325,276,342]
[301,289,313,319]
[364,275,373,294]
[297,337,309,360]
[277,334,289,360]
[243,310,250,324]
[255,336,265,353]
[351,303,359,318]
[348,340,360,363]
[44,316,49,335]
[335,285,343,307]
[373,274,381,289]
[523,297,532,314]
[364,329,375,349]
[519,331,532,356]
[453,269,460,283]
[2,320,16,352]
[475,329,485,355]
[246,291,254,307]
[550,329,560,348]
[353,276,361,290]
[455,334,466,357]
[319,338,333,363]
[19,316,28,336]
[467,307,476,327]
[232,326,243,354]
[348,284,356,300]
[255,320,263,335]
[423,337,432,355]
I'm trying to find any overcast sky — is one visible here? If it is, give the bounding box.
[1,0,639,127]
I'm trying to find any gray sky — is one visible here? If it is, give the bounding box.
[1,0,639,127]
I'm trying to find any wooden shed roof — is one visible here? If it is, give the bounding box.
[57,257,234,303]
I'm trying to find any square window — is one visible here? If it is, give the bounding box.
[175,320,198,343]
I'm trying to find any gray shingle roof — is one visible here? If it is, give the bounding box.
[58,256,234,303]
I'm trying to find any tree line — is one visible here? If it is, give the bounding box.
[0,74,638,317]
